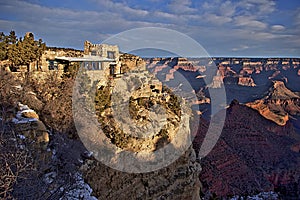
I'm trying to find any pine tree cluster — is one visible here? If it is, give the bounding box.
[0,31,46,71]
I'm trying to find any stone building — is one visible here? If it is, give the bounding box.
[20,41,120,74]
[8,40,145,86]
[53,41,122,85]
[82,40,121,77]
[84,41,119,61]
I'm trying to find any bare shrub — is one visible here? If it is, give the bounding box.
[0,126,35,199]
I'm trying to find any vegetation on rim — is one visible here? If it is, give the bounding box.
[94,83,182,152]
[0,31,46,72]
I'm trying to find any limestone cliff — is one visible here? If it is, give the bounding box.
[74,57,202,199]
[82,147,201,200]
[119,53,146,72]
[247,81,300,125]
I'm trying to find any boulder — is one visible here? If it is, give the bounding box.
[12,103,49,150]
[238,76,256,87]
[21,110,39,119]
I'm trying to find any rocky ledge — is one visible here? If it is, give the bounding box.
[246,81,300,125]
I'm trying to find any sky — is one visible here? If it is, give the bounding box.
[0,0,300,57]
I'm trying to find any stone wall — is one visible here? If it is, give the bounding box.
[11,70,64,82]
[84,41,119,61]
[17,47,84,72]
[39,47,84,71]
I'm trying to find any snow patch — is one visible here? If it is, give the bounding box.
[12,117,38,124]
[231,191,279,200]
[44,172,57,184]
[59,172,97,200]
[11,103,38,124]
[17,134,26,140]
[83,150,93,158]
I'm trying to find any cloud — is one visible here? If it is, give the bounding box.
[152,11,184,23]
[237,0,276,15]
[232,45,250,51]
[205,14,232,25]
[201,0,236,17]
[91,0,149,18]
[234,16,268,30]
[200,0,275,30]
[201,0,276,18]
[0,0,299,57]
[168,0,197,14]
[0,0,160,48]
[219,1,236,17]
[295,8,300,26]
[271,25,285,31]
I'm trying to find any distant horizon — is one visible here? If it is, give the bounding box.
[45,45,300,59]
[139,55,300,59]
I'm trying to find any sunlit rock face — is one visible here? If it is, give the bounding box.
[247,81,300,126]
[75,56,202,199]
[237,76,256,87]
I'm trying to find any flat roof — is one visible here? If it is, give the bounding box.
[55,56,116,62]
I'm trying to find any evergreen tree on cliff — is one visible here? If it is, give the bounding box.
[0,31,17,61]
[21,32,37,72]
[7,31,21,69]
[35,38,46,70]
[7,40,21,68]
[1,31,46,72]
[0,32,7,61]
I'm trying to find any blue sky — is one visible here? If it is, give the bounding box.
[0,0,300,57]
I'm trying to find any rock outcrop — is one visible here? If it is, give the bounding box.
[146,57,204,82]
[82,147,201,200]
[11,103,49,148]
[94,70,187,153]
[247,81,300,125]
[73,57,202,199]
[237,76,256,86]
[119,53,146,72]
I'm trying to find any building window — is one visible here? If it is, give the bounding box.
[107,51,115,59]
[91,51,97,56]
[92,62,99,70]
[110,64,115,76]
[84,62,93,70]
[48,60,58,70]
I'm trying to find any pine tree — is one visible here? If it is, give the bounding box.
[21,32,36,72]
[2,31,47,72]
[7,30,17,45]
[35,38,46,70]
[7,43,18,67]
[7,35,21,68]
[0,32,7,61]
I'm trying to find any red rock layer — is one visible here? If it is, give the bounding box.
[193,102,300,197]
